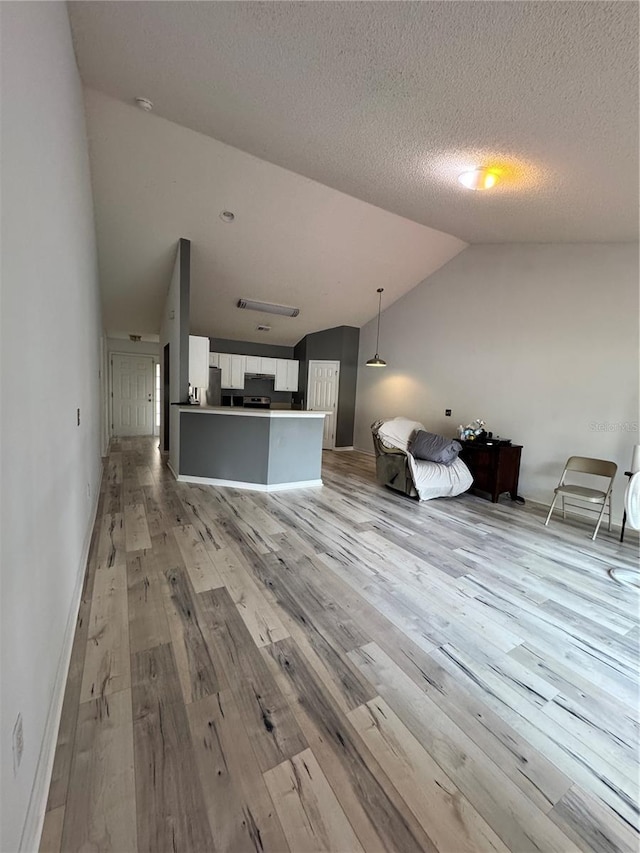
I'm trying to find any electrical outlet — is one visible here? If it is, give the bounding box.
[445,409,452,417]
[77,408,81,426]
[13,714,23,776]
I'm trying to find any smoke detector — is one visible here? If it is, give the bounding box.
[135,97,153,112]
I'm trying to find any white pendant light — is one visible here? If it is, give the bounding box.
[366,288,387,367]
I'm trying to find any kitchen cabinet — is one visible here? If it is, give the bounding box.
[244,355,262,374]
[260,357,277,376]
[218,353,246,389]
[189,335,210,389]
[274,358,299,392]
[208,351,298,391]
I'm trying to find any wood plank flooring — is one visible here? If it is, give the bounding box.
[42,437,639,852]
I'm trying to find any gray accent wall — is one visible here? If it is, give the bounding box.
[294,325,359,447]
[209,337,294,359]
[180,412,269,482]
[179,413,323,484]
[160,238,191,472]
[179,239,191,401]
[267,418,324,483]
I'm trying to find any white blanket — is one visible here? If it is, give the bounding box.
[406,454,473,501]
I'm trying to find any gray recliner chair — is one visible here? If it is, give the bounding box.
[371,420,417,497]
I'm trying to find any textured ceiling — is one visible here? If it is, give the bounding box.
[85,90,464,342]
[69,1,639,244]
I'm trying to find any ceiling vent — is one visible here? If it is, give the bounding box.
[237,298,300,318]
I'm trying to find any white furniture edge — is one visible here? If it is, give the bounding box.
[174,473,323,492]
[332,446,354,452]
[177,406,328,418]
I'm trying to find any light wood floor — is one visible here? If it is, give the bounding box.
[40,437,639,853]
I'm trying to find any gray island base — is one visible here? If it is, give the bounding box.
[176,407,328,491]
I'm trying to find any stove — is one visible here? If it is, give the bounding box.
[242,396,271,409]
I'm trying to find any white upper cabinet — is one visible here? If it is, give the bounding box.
[287,359,299,392]
[260,357,277,376]
[218,353,246,389]
[274,358,299,392]
[209,350,298,391]
[230,355,246,388]
[244,355,261,374]
[189,335,210,388]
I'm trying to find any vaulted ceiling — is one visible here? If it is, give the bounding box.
[69,1,639,341]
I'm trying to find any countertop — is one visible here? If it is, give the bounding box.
[178,405,328,418]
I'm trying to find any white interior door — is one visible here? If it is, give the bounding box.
[111,354,154,437]
[307,360,339,449]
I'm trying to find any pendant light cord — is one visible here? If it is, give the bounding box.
[375,288,383,355]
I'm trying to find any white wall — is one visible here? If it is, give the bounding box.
[355,243,639,523]
[106,337,160,357]
[0,4,103,851]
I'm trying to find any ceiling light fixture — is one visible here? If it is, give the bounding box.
[219,210,235,223]
[458,167,499,190]
[366,288,387,367]
[237,298,300,317]
[135,97,153,112]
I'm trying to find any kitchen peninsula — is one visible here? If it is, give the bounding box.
[174,406,327,491]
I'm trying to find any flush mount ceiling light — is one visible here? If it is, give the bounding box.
[237,298,300,317]
[219,210,235,223]
[458,167,499,190]
[366,288,387,367]
[135,97,153,112]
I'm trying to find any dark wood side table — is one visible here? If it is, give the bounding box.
[459,441,523,503]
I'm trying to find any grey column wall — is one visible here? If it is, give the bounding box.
[178,238,191,402]
[160,238,191,471]
[294,325,359,447]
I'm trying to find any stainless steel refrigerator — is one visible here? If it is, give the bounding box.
[206,367,222,406]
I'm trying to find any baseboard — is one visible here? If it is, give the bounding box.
[20,461,103,853]
[332,446,354,452]
[511,495,633,538]
[175,473,323,492]
[354,446,375,456]
[167,459,178,480]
